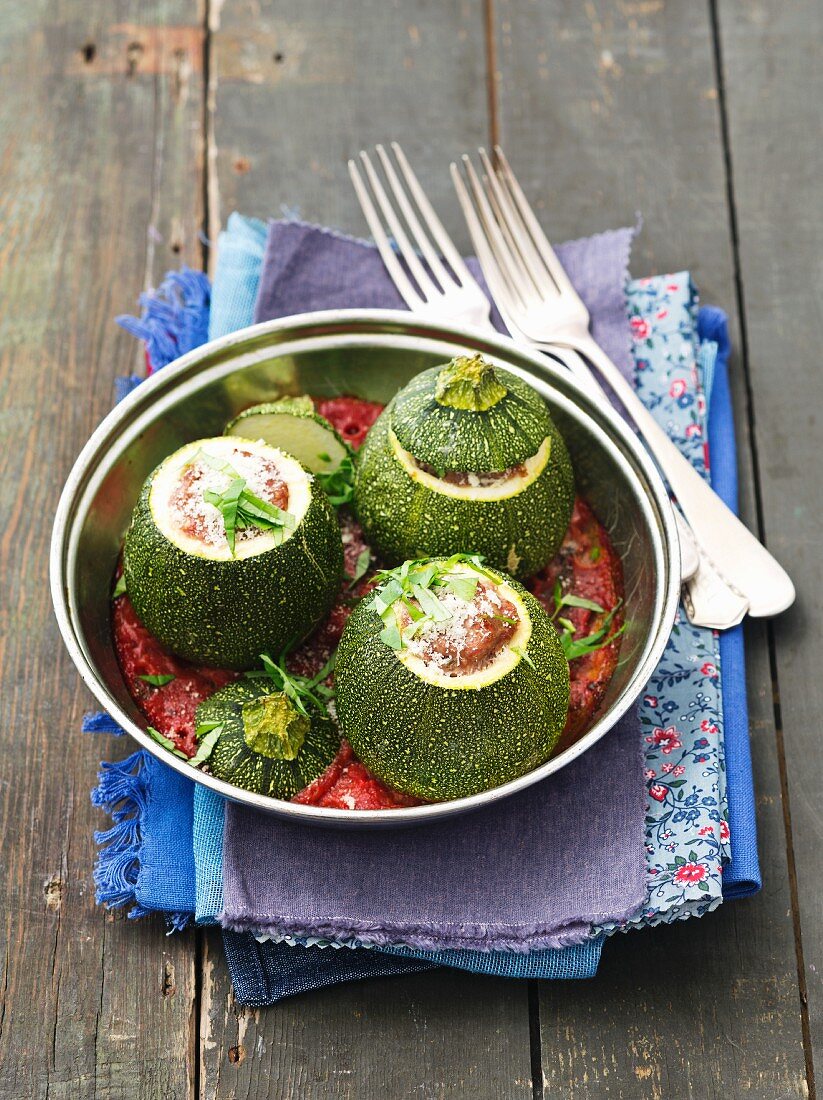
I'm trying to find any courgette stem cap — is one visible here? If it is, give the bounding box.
[434,354,508,412]
[241,693,309,760]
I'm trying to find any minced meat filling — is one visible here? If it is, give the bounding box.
[415,459,528,487]
[397,580,519,674]
[168,449,289,546]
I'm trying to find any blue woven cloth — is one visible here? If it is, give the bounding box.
[701,307,760,897]
[208,213,267,342]
[88,742,195,926]
[89,214,760,1001]
[222,931,438,1006]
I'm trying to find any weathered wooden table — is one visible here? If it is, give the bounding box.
[1,2,819,1096]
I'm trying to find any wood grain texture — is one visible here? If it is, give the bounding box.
[717,0,823,1088]
[0,2,203,1096]
[200,931,534,1099]
[536,628,807,1100]
[493,0,810,1094]
[1,0,817,1096]
[493,0,734,305]
[207,0,491,251]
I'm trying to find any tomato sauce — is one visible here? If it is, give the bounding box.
[112,589,238,757]
[292,741,421,809]
[112,396,623,807]
[315,396,383,450]
[528,497,624,751]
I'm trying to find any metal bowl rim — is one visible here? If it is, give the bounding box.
[51,308,680,828]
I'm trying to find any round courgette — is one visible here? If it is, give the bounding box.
[123,436,343,669]
[196,680,340,799]
[353,355,574,578]
[335,556,570,801]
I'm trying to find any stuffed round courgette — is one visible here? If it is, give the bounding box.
[123,436,343,669]
[353,355,574,579]
[335,555,570,801]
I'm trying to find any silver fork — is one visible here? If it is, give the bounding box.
[453,147,795,623]
[348,143,491,329]
[348,143,602,395]
[348,145,721,617]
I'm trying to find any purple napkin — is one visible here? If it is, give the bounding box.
[254,221,635,383]
[218,221,643,952]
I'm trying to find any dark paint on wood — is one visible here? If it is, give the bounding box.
[494,0,810,1094]
[0,2,203,1097]
[200,931,534,1099]
[717,0,823,1090]
[207,0,491,255]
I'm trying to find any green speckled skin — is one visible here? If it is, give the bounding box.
[391,364,560,472]
[196,681,340,799]
[353,405,574,579]
[335,569,570,801]
[123,468,343,670]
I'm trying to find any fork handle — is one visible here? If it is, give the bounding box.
[564,333,794,618]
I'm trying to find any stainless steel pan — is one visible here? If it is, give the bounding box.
[51,310,680,828]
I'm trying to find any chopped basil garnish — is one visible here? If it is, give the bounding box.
[560,605,625,661]
[202,470,296,556]
[558,593,608,613]
[188,724,224,768]
[550,581,625,662]
[379,616,403,651]
[511,645,536,670]
[138,673,175,687]
[370,553,497,652]
[112,574,128,599]
[195,720,222,739]
[245,650,336,719]
[347,546,372,589]
[146,726,188,759]
[195,449,240,477]
[412,584,451,622]
[441,571,479,603]
[316,455,356,508]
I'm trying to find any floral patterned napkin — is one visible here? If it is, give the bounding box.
[620,273,729,930]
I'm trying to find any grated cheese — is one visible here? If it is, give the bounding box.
[403,576,518,674]
[167,445,289,548]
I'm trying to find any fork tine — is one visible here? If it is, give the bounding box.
[374,144,455,290]
[358,150,440,300]
[460,155,537,311]
[348,158,424,311]
[478,147,559,301]
[450,162,523,325]
[390,142,477,287]
[477,150,541,299]
[452,165,613,400]
[492,146,576,296]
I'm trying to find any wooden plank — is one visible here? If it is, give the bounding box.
[716,0,823,1086]
[0,2,204,1096]
[493,1,810,1094]
[207,0,490,248]
[536,632,806,1099]
[200,931,534,1100]
[203,3,536,1095]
